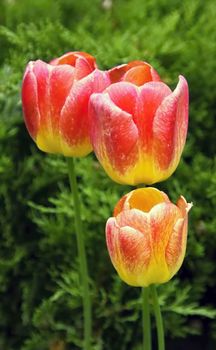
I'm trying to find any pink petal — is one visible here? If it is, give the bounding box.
[152,76,189,169]
[135,82,171,152]
[90,83,139,174]
[106,81,138,115]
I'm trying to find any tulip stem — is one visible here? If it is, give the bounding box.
[151,285,165,350]
[142,287,152,350]
[66,157,92,350]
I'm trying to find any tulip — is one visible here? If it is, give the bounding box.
[90,63,189,185]
[106,187,192,287]
[22,51,110,157]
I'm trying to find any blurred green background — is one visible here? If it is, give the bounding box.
[0,0,216,349]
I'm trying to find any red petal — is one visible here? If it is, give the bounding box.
[135,82,171,152]
[90,83,139,173]
[118,225,151,271]
[49,65,74,132]
[60,70,109,147]
[153,76,189,169]
[74,56,95,80]
[106,81,138,115]
[22,62,40,139]
[32,60,50,130]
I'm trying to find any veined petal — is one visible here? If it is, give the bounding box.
[74,56,95,80]
[118,226,151,286]
[153,76,189,170]
[149,202,182,262]
[165,196,193,276]
[106,217,121,263]
[106,82,138,115]
[60,70,109,157]
[135,82,172,153]
[116,208,149,234]
[165,217,186,275]
[90,84,139,175]
[49,64,75,132]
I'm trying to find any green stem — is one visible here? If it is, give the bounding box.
[66,157,92,350]
[142,287,152,350]
[151,285,165,350]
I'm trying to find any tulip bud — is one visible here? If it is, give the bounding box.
[22,51,110,157]
[90,60,189,185]
[106,187,192,287]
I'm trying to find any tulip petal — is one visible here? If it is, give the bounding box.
[135,82,172,152]
[108,60,160,84]
[50,51,97,70]
[116,208,149,235]
[22,62,40,139]
[106,217,121,263]
[149,202,182,262]
[124,65,156,86]
[106,217,151,286]
[108,63,129,83]
[90,83,139,174]
[165,217,186,275]
[165,196,192,275]
[32,60,50,131]
[153,76,189,169]
[106,82,138,115]
[118,226,151,286]
[49,64,75,132]
[60,70,109,156]
[74,57,95,80]
[33,61,75,154]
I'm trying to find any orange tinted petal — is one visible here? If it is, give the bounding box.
[124,65,154,86]
[50,51,97,70]
[118,226,151,274]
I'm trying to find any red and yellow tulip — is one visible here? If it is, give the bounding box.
[90,61,189,185]
[106,187,192,287]
[22,51,109,157]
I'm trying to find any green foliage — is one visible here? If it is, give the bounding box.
[0,0,216,349]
